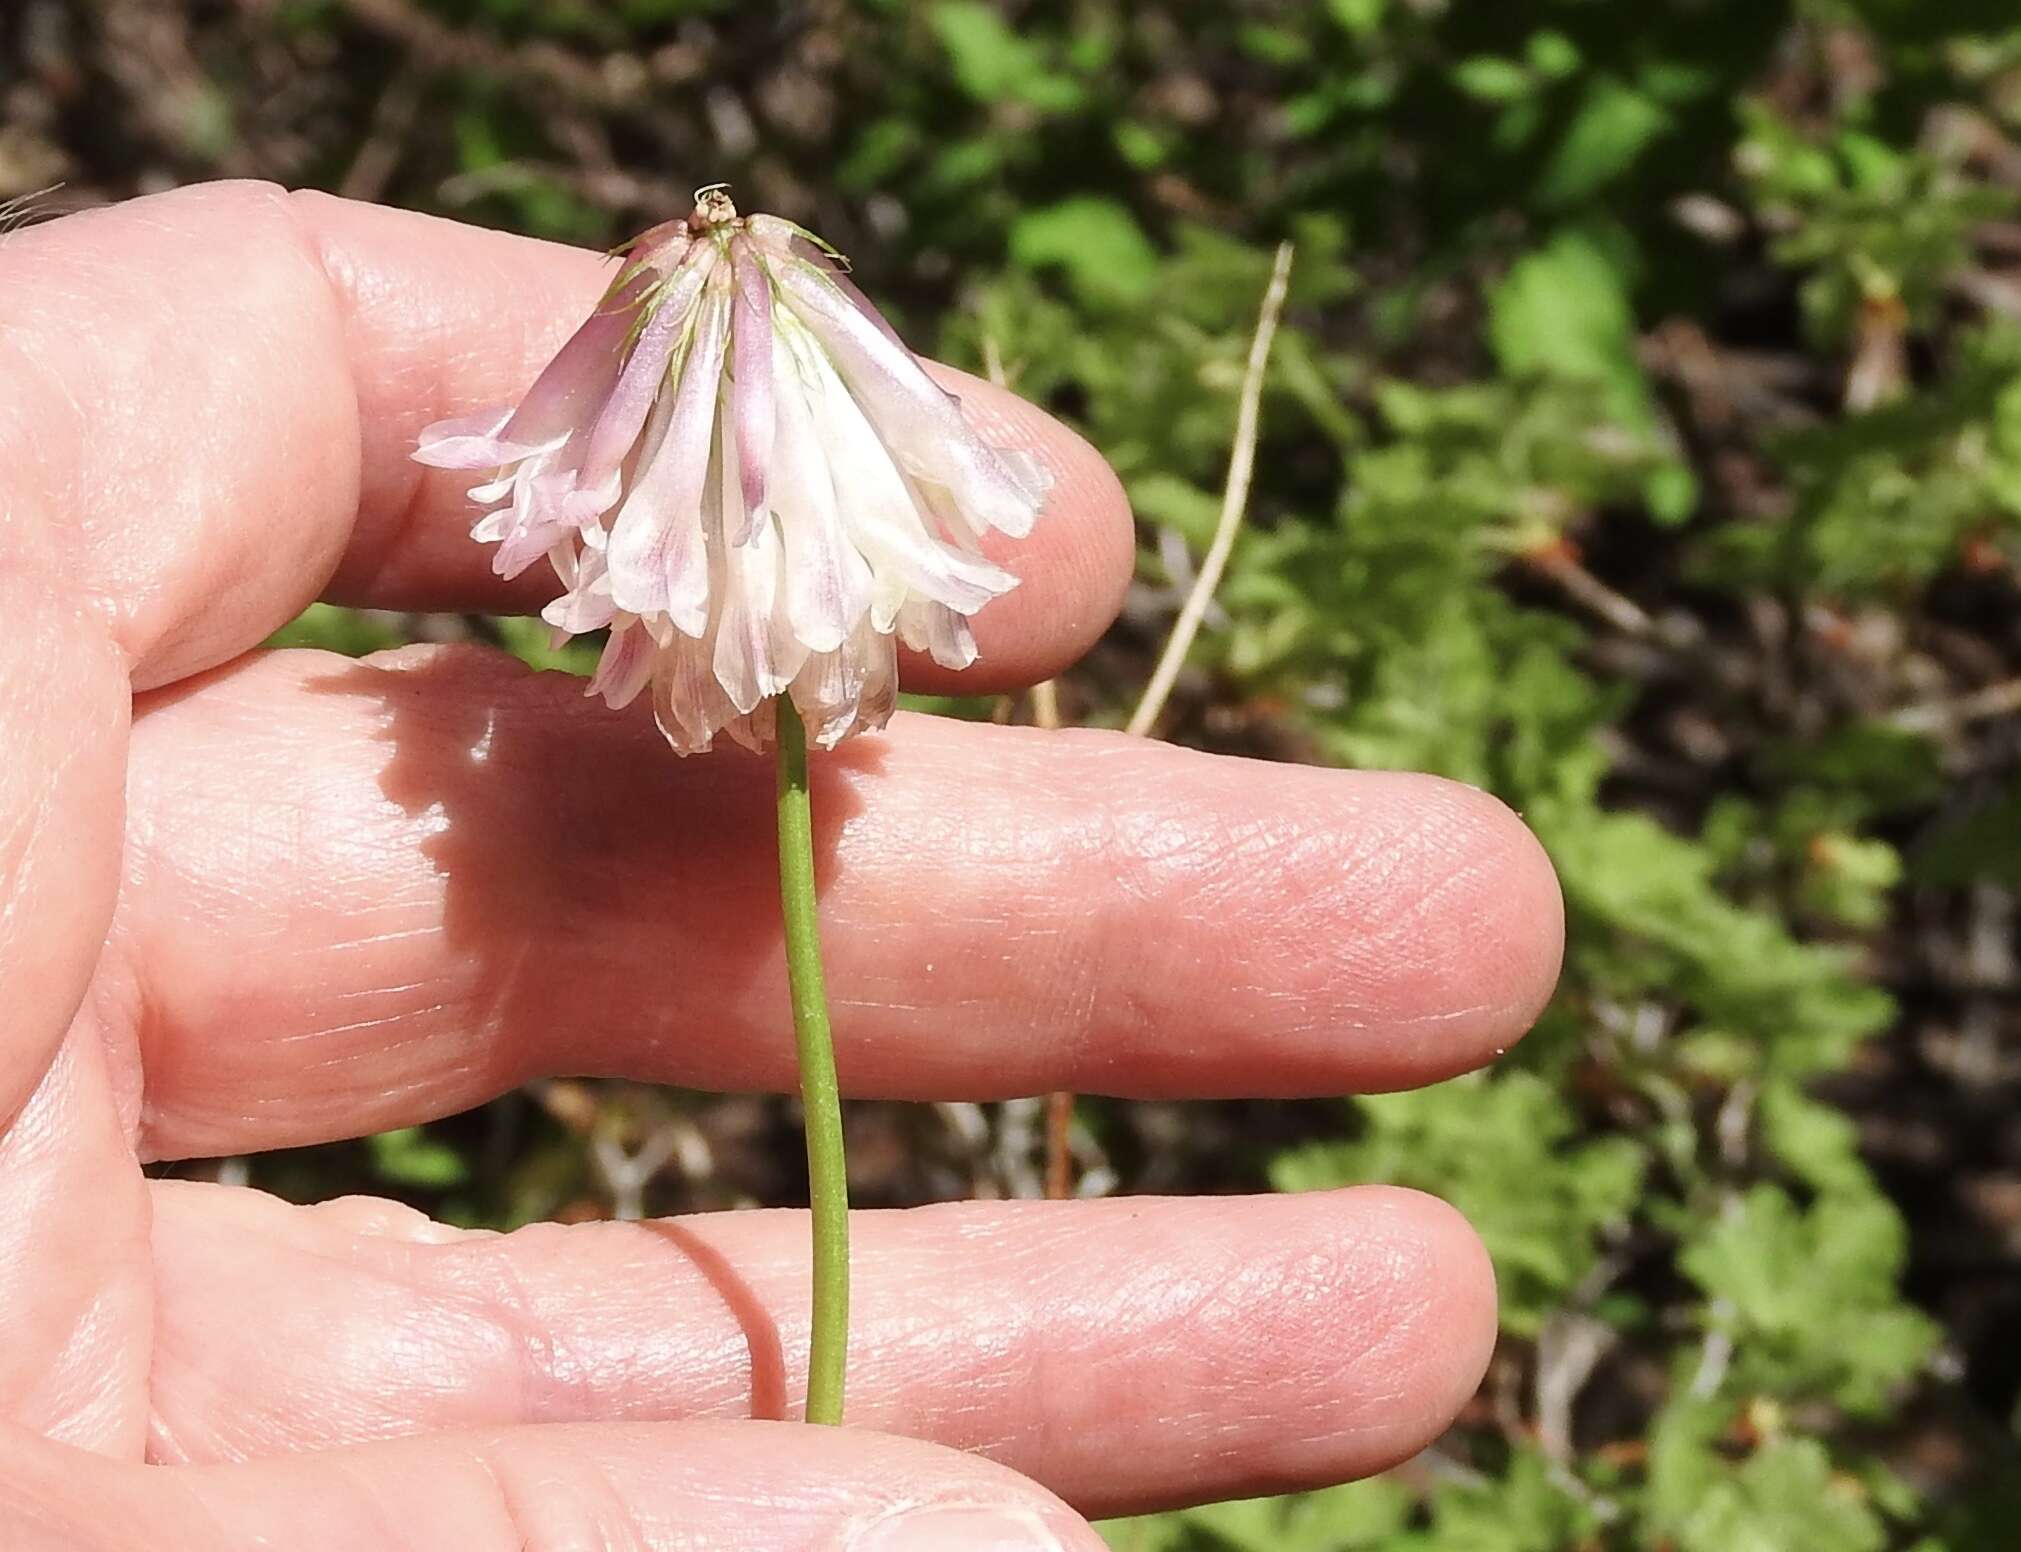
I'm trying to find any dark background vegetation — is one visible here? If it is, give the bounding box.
[7,1,2021,1546]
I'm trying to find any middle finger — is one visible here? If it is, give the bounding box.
[122,644,1562,1160]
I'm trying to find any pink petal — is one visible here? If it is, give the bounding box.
[497,285,641,453]
[605,281,731,635]
[746,215,913,357]
[729,234,776,534]
[566,244,719,525]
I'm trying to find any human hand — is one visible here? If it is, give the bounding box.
[0,182,1562,1548]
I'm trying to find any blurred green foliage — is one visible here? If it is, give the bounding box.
[220,0,2021,1543]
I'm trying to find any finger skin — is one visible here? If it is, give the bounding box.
[0,181,1130,694]
[146,1182,1495,1517]
[0,1419,1104,1551]
[0,566,131,1126]
[120,645,1564,1158]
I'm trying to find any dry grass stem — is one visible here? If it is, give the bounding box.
[1126,240,1295,740]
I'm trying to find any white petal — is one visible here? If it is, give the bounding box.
[896,600,979,671]
[772,259,1051,538]
[767,330,873,653]
[709,441,792,716]
[413,408,542,470]
[787,327,1018,617]
[541,577,615,635]
[490,469,577,579]
[605,285,731,635]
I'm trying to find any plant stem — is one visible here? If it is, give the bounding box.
[774,695,849,1425]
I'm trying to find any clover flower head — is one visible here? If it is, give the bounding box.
[414,187,1051,753]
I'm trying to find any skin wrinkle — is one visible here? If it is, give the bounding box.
[0,605,122,1028]
[39,1274,143,1448]
[467,1244,599,1432]
[1338,819,1531,1038]
[495,1446,652,1552]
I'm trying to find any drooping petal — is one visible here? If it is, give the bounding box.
[787,324,1018,619]
[722,698,778,754]
[498,272,650,448]
[788,638,860,746]
[490,468,580,580]
[771,257,1051,538]
[767,328,873,654]
[729,234,776,531]
[896,599,980,672]
[541,542,617,635]
[651,628,725,754]
[708,432,783,715]
[605,278,732,634]
[587,617,656,709]
[412,408,545,470]
[563,244,719,526]
[745,215,916,359]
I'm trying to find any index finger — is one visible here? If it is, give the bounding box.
[0,181,1132,693]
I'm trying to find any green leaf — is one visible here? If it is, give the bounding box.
[369,1126,470,1190]
[1651,1414,1889,1552]
[1010,197,1161,305]
[1104,1478,1412,1552]
[1489,231,1648,425]
[1416,1450,1598,1550]
[931,1,1084,112]
[491,615,600,676]
[1760,1081,1875,1197]
[1680,1184,1936,1414]
[1452,56,1535,104]
[1323,0,1385,36]
[1535,75,1672,204]
[265,603,404,657]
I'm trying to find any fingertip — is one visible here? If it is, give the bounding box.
[1336,1186,1499,1469]
[908,366,1134,693]
[1420,777,1566,1067]
[1220,1186,1498,1500]
[1301,772,1564,1090]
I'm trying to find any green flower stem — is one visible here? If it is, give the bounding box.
[774,695,849,1425]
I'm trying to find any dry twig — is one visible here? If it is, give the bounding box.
[1127,240,1295,738]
